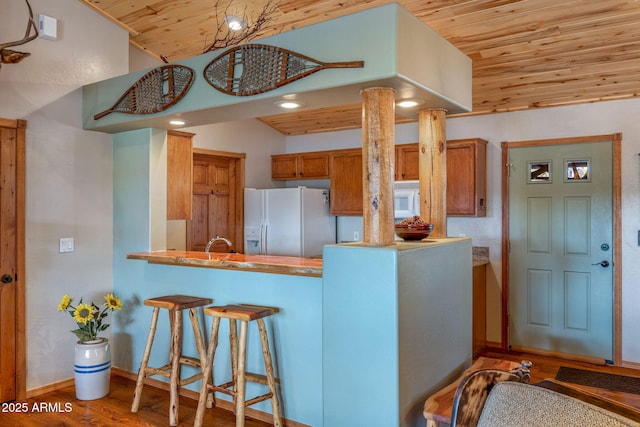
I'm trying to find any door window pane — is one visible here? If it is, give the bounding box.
[565,159,590,182]
[528,161,551,183]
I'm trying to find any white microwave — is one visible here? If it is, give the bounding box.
[394,180,420,219]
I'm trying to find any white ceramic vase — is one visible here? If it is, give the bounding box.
[74,337,111,400]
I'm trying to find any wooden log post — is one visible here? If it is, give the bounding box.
[361,87,396,246]
[418,109,447,238]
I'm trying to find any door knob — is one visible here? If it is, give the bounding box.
[1,274,13,284]
[592,260,610,268]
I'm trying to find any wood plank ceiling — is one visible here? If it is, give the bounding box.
[82,0,640,135]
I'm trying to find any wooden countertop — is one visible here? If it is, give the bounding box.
[127,250,323,277]
[127,239,473,277]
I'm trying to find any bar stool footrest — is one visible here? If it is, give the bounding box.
[208,382,274,408]
[245,392,274,407]
[180,373,205,387]
[144,365,172,378]
[210,381,235,396]
[179,355,203,368]
[245,372,271,386]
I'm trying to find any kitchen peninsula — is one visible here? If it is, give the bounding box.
[125,238,472,427]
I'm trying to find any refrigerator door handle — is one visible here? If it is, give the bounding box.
[264,224,268,255]
[260,223,269,255]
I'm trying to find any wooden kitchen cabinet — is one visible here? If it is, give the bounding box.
[447,138,487,216]
[472,264,487,356]
[270,137,486,217]
[167,130,193,220]
[328,143,419,216]
[300,152,330,178]
[271,154,298,180]
[271,152,330,180]
[329,148,363,215]
[393,139,488,215]
[395,143,419,181]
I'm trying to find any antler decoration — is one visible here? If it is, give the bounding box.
[0,0,39,70]
[159,0,279,63]
[203,0,279,54]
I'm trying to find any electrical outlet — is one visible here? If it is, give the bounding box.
[59,237,74,253]
[353,231,360,241]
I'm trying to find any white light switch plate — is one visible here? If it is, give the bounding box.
[59,237,74,253]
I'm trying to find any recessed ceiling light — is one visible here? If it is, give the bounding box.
[169,119,185,126]
[397,99,424,108]
[275,100,304,109]
[224,15,246,31]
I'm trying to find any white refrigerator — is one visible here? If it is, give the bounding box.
[244,187,336,257]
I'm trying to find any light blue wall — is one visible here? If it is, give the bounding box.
[323,245,400,426]
[322,240,472,427]
[113,129,154,371]
[397,241,472,426]
[112,131,323,426]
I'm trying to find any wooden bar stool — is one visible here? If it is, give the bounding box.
[194,304,282,427]
[131,294,213,426]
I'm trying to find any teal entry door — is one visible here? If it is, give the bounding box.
[508,141,613,361]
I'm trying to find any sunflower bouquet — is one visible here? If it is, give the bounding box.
[57,293,122,342]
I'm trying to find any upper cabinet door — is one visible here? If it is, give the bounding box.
[395,144,420,181]
[167,130,194,220]
[446,138,487,216]
[299,152,330,179]
[330,149,363,216]
[271,154,299,180]
[271,152,329,180]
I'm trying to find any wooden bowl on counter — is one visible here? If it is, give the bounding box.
[394,223,434,241]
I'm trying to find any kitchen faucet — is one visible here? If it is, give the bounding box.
[205,236,232,253]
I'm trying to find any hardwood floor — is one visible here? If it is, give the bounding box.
[1,375,272,427]
[480,348,640,410]
[4,351,640,426]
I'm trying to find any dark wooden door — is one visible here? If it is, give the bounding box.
[0,119,23,402]
[187,154,237,252]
